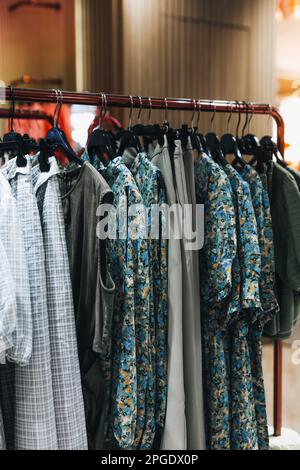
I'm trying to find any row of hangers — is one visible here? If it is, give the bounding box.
[0,89,83,171]
[0,89,286,173]
[88,94,287,169]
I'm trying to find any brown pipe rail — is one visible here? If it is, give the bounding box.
[0,86,284,437]
[0,108,54,125]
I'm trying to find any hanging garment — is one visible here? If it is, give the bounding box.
[0,363,15,449]
[2,157,58,450]
[223,164,261,450]
[0,169,32,449]
[262,163,300,339]
[195,153,236,450]
[0,173,31,366]
[101,157,150,450]
[121,150,168,449]
[120,149,156,450]
[239,166,278,321]
[239,164,278,450]
[57,161,115,450]
[0,402,5,450]
[287,166,300,189]
[173,141,206,450]
[0,237,16,363]
[31,157,88,450]
[152,137,186,451]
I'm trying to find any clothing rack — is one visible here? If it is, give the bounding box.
[0,86,285,437]
[0,107,54,125]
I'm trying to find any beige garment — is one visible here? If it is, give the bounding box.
[152,137,186,450]
[173,139,206,450]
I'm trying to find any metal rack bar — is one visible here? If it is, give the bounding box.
[0,86,284,436]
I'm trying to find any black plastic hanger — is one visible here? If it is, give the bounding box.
[45,90,83,166]
[130,96,154,151]
[240,106,262,165]
[221,133,245,167]
[117,95,142,156]
[87,93,116,163]
[260,136,287,167]
[38,138,51,172]
[205,104,227,165]
[1,87,26,165]
[221,101,246,167]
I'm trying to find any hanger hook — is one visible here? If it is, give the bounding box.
[236,101,242,138]
[137,96,143,123]
[148,96,152,124]
[103,92,108,121]
[191,99,196,129]
[57,89,63,126]
[98,92,104,128]
[227,102,233,133]
[164,97,169,123]
[210,101,216,132]
[128,95,134,128]
[242,101,249,137]
[196,99,201,127]
[52,89,59,127]
[248,103,254,134]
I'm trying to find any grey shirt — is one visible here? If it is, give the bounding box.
[58,161,115,449]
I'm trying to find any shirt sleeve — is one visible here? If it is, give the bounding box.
[0,239,17,360]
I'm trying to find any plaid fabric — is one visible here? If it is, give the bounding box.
[3,157,58,449]
[0,238,16,361]
[0,173,32,366]
[0,363,15,449]
[32,158,88,450]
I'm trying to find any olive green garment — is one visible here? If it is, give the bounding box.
[58,162,115,449]
[263,162,300,339]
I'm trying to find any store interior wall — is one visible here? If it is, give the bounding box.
[0,0,75,89]
[75,0,276,136]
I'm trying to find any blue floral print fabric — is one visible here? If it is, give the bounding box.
[239,164,279,450]
[223,164,261,450]
[194,153,236,450]
[99,156,150,450]
[127,153,168,450]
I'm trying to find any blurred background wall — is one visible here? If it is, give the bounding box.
[75,0,276,135]
[0,0,76,89]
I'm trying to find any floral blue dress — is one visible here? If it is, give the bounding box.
[239,164,279,450]
[126,153,168,450]
[223,164,261,450]
[194,153,237,450]
[85,153,151,450]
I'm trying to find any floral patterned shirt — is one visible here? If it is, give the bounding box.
[223,164,261,450]
[194,153,236,450]
[126,152,168,450]
[239,164,278,450]
[98,156,150,450]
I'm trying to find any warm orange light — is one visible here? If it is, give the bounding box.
[278,0,300,18]
[279,96,300,167]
